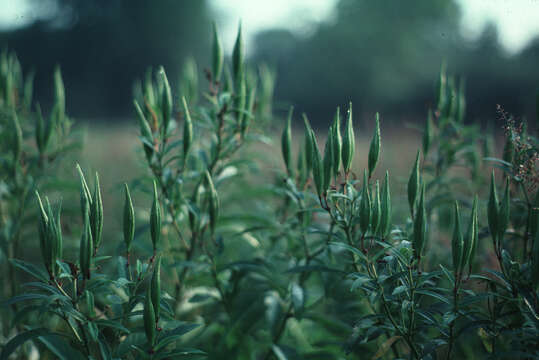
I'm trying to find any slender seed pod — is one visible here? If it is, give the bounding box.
[123,184,135,252]
[379,171,392,238]
[303,114,314,175]
[144,286,156,347]
[151,256,162,321]
[468,195,480,272]
[371,181,381,235]
[342,102,355,176]
[498,177,510,242]
[76,164,93,220]
[452,201,464,273]
[322,129,333,191]
[331,107,342,178]
[134,100,154,161]
[281,106,293,176]
[462,196,478,272]
[232,23,244,84]
[90,172,103,253]
[150,181,161,252]
[359,170,371,235]
[423,109,433,155]
[53,66,65,123]
[36,191,51,275]
[181,96,193,160]
[211,21,224,83]
[12,111,22,162]
[205,171,219,235]
[311,130,324,198]
[412,184,427,259]
[297,147,307,187]
[159,67,172,134]
[44,199,57,277]
[488,171,499,244]
[408,150,421,216]
[80,207,93,280]
[368,112,381,178]
[234,73,246,126]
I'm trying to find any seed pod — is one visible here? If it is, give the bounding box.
[123,183,135,252]
[211,21,224,83]
[331,107,342,178]
[36,191,52,274]
[379,171,392,238]
[296,147,307,187]
[234,73,246,126]
[12,111,22,162]
[144,286,156,347]
[463,196,478,272]
[498,177,510,241]
[323,128,333,191]
[487,171,499,244]
[150,181,161,252]
[241,86,256,137]
[232,23,244,84]
[53,66,65,123]
[359,170,371,235]
[311,130,324,198]
[76,164,93,221]
[468,195,480,272]
[368,112,381,178]
[422,109,433,155]
[159,67,172,134]
[408,150,421,216]
[90,172,103,253]
[281,106,293,176]
[452,201,464,273]
[303,114,314,175]
[205,171,219,235]
[181,96,193,160]
[371,180,381,235]
[412,184,427,259]
[151,256,161,321]
[79,207,93,280]
[342,102,355,176]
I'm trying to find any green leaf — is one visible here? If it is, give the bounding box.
[1,328,54,360]
[9,259,48,282]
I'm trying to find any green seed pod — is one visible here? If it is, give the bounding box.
[151,256,161,321]
[311,130,324,198]
[181,96,193,160]
[488,171,499,244]
[412,184,427,259]
[150,181,161,252]
[159,67,172,134]
[79,207,93,280]
[123,183,135,252]
[371,180,381,235]
[144,286,156,347]
[408,150,421,216]
[303,114,314,175]
[90,172,103,253]
[296,147,307,187]
[359,170,371,235]
[331,107,342,178]
[452,201,464,273]
[323,129,334,191]
[76,164,93,220]
[422,109,433,155]
[12,111,22,162]
[53,66,65,123]
[498,177,510,241]
[462,196,478,272]
[211,21,224,83]
[379,171,392,238]
[232,23,244,85]
[281,106,293,176]
[368,112,381,178]
[205,171,219,235]
[36,191,52,274]
[468,195,480,272]
[342,102,355,176]
[437,62,447,115]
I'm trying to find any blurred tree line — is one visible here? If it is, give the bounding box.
[0,0,537,126]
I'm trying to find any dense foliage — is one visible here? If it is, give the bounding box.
[1,24,538,359]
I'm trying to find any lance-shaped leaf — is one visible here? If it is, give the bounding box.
[359,170,371,235]
[498,177,510,242]
[371,180,381,235]
[159,66,172,133]
[452,201,464,273]
[232,23,244,84]
[342,102,355,175]
[181,96,193,160]
[144,286,156,347]
[368,112,381,178]
[90,172,103,253]
[281,106,293,176]
[379,171,392,238]
[151,256,162,321]
[412,184,427,259]
[150,181,161,252]
[423,109,433,155]
[488,171,499,244]
[408,150,421,216]
[205,171,219,235]
[211,21,224,82]
[303,114,314,175]
[123,184,135,252]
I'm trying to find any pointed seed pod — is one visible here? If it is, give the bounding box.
[151,256,161,321]
[331,107,342,178]
[76,164,93,219]
[468,195,480,272]
[53,66,65,123]
[488,171,499,244]
[90,172,103,253]
[462,196,478,271]
[281,106,293,176]
[311,130,324,198]
[150,181,161,252]
[159,67,172,133]
[368,112,381,178]
[412,184,427,259]
[408,150,421,216]
[423,109,433,155]
[379,171,392,238]
[144,286,156,347]
[232,23,244,84]
[359,170,371,235]
[498,177,510,241]
[123,184,135,252]
[211,21,224,82]
[342,102,355,175]
[371,180,381,234]
[205,171,219,235]
[79,208,93,280]
[181,96,193,160]
[322,129,334,191]
[36,191,51,274]
[303,114,314,175]
[452,201,464,273]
